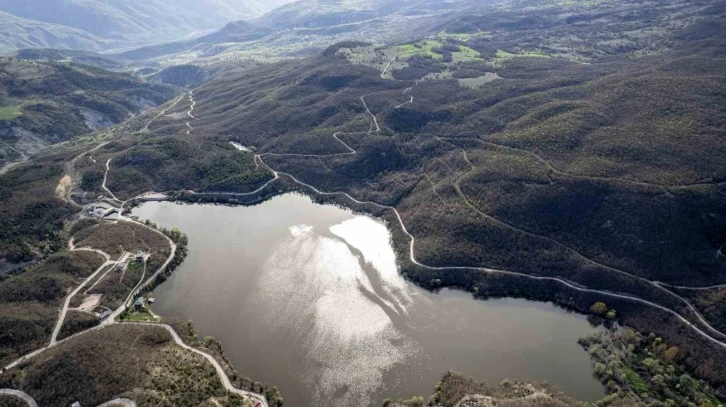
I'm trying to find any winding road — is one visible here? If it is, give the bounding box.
[186,91,196,135]
[3,214,268,407]
[142,94,185,133]
[126,323,269,407]
[0,388,135,407]
[50,241,115,345]
[175,84,726,351]
[102,159,120,202]
[5,64,724,407]
[0,389,38,407]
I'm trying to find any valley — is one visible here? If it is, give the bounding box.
[0,0,725,407]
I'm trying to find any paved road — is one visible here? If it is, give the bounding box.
[96,398,136,407]
[102,159,120,202]
[127,323,269,407]
[380,58,395,79]
[186,91,196,135]
[0,389,135,407]
[178,86,726,348]
[51,245,115,345]
[0,389,38,407]
[143,94,185,133]
[106,216,177,323]
[10,74,716,407]
[264,161,726,350]
[3,218,268,407]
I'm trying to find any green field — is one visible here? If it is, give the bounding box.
[494,49,551,59]
[397,40,445,60]
[452,45,483,62]
[0,104,23,120]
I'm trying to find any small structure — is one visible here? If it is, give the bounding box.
[135,251,146,261]
[148,298,155,304]
[88,205,117,219]
[115,262,125,271]
[133,297,144,312]
[99,310,112,320]
[72,402,81,407]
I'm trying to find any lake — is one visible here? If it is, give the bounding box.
[133,194,604,407]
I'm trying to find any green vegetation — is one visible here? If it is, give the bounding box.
[120,310,158,323]
[388,371,581,407]
[170,320,284,407]
[0,104,22,120]
[0,57,179,168]
[0,0,725,405]
[85,261,142,311]
[590,302,616,320]
[580,327,725,406]
[672,287,726,334]
[388,325,726,407]
[397,41,445,61]
[457,72,501,88]
[99,136,272,200]
[0,146,83,262]
[494,49,549,59]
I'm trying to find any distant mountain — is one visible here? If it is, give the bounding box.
[0,11,109,53]
[13,48,128,70]
[0,0,296,52]
[119,20,271,61]
[253,0,388,29]
[114,0,477,64]
[251,0,478,30]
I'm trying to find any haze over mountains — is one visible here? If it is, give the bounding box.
[0,0,296,52]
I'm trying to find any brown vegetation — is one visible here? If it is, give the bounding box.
[0,251,104,366]
[0,324,228,407]
[73,221,171,259]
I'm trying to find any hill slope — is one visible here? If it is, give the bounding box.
[0,58,179,169]
[97,0,726,396]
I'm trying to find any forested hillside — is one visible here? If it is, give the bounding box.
[88,0,726,397]
[0,58,179,168]
[0,0,725,405]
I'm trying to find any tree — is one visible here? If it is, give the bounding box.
[590,302,608,316]
[606,310,617,320]
[663,346,679,364]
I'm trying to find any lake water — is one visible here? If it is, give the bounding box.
[133,194,604,407]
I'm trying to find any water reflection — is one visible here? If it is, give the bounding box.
[134,194,603,407]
